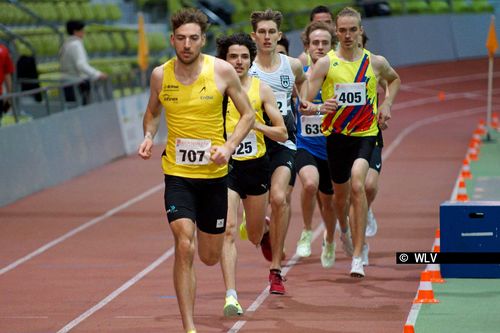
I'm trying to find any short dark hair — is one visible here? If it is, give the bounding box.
[309,5,333,22]
[66,20,85,35]
[277,33,289,55]
[216,33,257,64]
[171,8,209,34]
[250,9,283,31]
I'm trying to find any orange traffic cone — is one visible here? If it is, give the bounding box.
[456,177,469,202]
[432,232,440,253]
[461,158,472,179]
[471,132,482,146]
[426,263,445,283]
[476,119,486,135]
[438,91,446,102]
[414,271,439,303]
[403,324,415,333]
[467,141,479,161]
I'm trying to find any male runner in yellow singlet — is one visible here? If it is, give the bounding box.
[302,7,400,278]
[138,8,254,333]
[216,32,287,317]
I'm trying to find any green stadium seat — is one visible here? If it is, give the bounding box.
[80,2,96,21]
[388,1,403,15]
[429,0,451,13]
[451,0,473,12]
[105,3,122,21]
[406,0,430,14]
[91,4,108,23]
[111,32,127,53]
[471,0,494,12]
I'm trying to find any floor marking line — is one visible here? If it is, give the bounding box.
[56,246,175,333]
[0,183,164,276]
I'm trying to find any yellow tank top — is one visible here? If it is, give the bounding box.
[159,55,226,178]
[321,49,378,137]
[226,77,266,161]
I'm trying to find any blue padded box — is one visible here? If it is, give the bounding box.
[440,201,500,278]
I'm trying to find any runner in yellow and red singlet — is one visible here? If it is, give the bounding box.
[301,7,400,278]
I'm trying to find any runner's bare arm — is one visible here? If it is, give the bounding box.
[138,65,164,159]
[373,55,400,130]
[256,82,288,142]
[212,60,255,164]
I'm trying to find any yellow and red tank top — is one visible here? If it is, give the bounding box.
[158,55,226,178]
[321,49,378,137]
[226,76,266,161]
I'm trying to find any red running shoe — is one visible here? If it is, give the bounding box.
[269,270,286,295]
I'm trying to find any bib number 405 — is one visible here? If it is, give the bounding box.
[338,91,362,104]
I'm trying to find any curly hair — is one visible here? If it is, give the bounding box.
[216,33,257,64]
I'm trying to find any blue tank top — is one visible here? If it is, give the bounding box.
[296,65,327,160]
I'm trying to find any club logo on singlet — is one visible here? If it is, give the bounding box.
[280,75,290,88]
[164,94,178,103]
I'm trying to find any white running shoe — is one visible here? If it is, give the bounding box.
[295,229,313,257]
[365,208,378,237]
[321,234,336,268]
[361,243,369,266]
[340,227,354,257]
[350,256,365,278]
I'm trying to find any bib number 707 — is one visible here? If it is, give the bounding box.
[175,138,211,165]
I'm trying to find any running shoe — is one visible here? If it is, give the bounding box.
[340,227,354,257]
[260,216,272,261]
[321,233,336,268]
[365,208,378,237]
[223,295,243,317]
[239,221,248,240]
[361,243,369,266]
[350,256,365,278]
[295,229,313,257]
[269,270,286,294]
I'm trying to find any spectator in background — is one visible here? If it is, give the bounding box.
[0,43,14,123]
[59,20,107,104]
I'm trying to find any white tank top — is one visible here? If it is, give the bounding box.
[249,53,296,150]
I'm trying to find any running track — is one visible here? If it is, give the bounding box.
[1,58,498,333]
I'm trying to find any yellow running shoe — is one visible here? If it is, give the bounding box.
[239,211,248,240]
[223,295,244,317]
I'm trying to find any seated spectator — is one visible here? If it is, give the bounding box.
[59,20,107,105]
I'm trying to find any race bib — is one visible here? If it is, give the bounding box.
[301,115,323,137]
[335,82,366,106]
[231,131,257,157]
[175,138,211,165]
[274,91,288,116]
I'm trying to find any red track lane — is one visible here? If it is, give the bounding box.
[1,58,498,333]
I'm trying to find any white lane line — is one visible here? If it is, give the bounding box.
[382,106,484,161]
[0,183,164,276]
[229,105,486,333]
[404,71,500,88]
[228,226,325,333]
[56,246,175,333]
